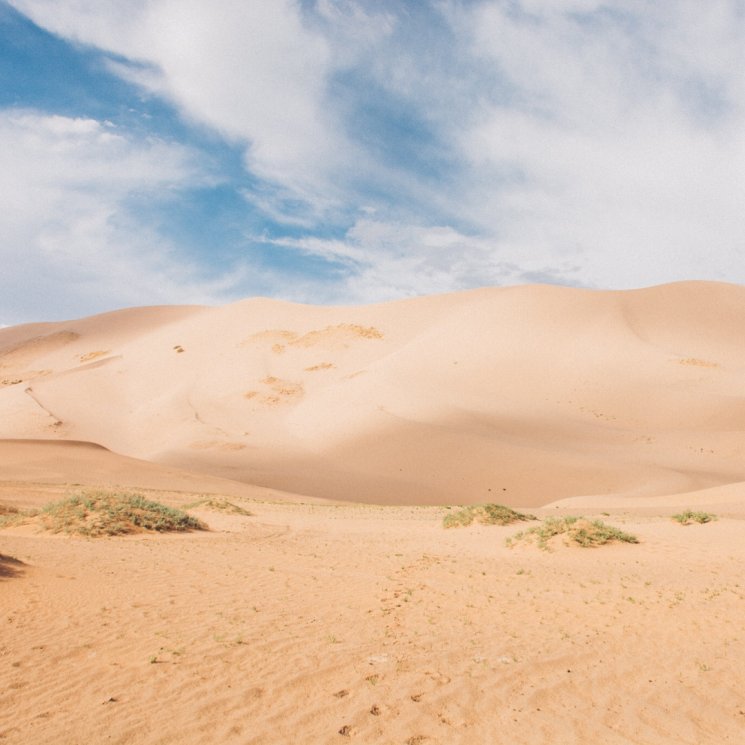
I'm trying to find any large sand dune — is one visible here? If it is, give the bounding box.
[2,281,745,506]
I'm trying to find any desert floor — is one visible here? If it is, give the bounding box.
[3,485,745,744]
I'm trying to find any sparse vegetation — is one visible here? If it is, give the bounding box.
[183,497,253,516]
[0,503,21,515]
[673,510,717,525]
[0,503,27,529]
[443,503,536,528]
[36,491,206,536]
[507,516,639,550]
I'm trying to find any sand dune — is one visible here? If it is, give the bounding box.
[3,282,745,744]
[2,281,745,506]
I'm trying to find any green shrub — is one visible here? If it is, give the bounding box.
[672,510,716,525]
[507,516,639,550]
[39,492,206,536]
[443,504,536,528]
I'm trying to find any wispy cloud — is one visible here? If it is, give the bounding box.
[448,0,745,287]
[258,218,581,304]
[0,109,241,323]
[3,0,745,322]
[9,0,347,211]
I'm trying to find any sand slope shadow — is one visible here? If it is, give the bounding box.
[0,553,25,579]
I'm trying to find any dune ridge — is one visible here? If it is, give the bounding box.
[2,281,745,507]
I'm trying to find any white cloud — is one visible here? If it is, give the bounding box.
[261,218,579,305]
[9,0,346,210]
[5,0,745,311]
[443,0,745,288]
[0,110,239,324]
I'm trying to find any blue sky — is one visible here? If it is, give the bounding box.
[1,0,744,324]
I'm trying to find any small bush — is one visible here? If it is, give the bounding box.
[183,497,253,516]
[672,510,716,525]
[507,516,639,550]
[38,492,206,536]
[443,504,536,528]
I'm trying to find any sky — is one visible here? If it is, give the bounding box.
[1,0,744,324]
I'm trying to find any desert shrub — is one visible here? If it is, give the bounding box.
[507,516,639,550]
[0,503,28,529]
[672,510,716,525]
[39,492,205,536]
[443,504,536,528]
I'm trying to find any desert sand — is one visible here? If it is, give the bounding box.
[2,281,745,743]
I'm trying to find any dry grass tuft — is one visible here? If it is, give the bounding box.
[0,503,20,516]
[443,504,536,528]
[507,516,639,550]
[0,503,25,529]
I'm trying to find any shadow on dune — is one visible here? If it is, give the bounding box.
[0,553,25,579]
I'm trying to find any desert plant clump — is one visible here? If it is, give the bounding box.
[507,516,639,550]
[183,497,253,516]
[0,503,30,529]
[672,510,717,525]
[38,492,206,537]
[443,503,536,529]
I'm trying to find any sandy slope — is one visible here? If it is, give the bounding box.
[0,439,311,511]
[2,281,745,506]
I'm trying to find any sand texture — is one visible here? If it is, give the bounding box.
[2,281,745,743]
